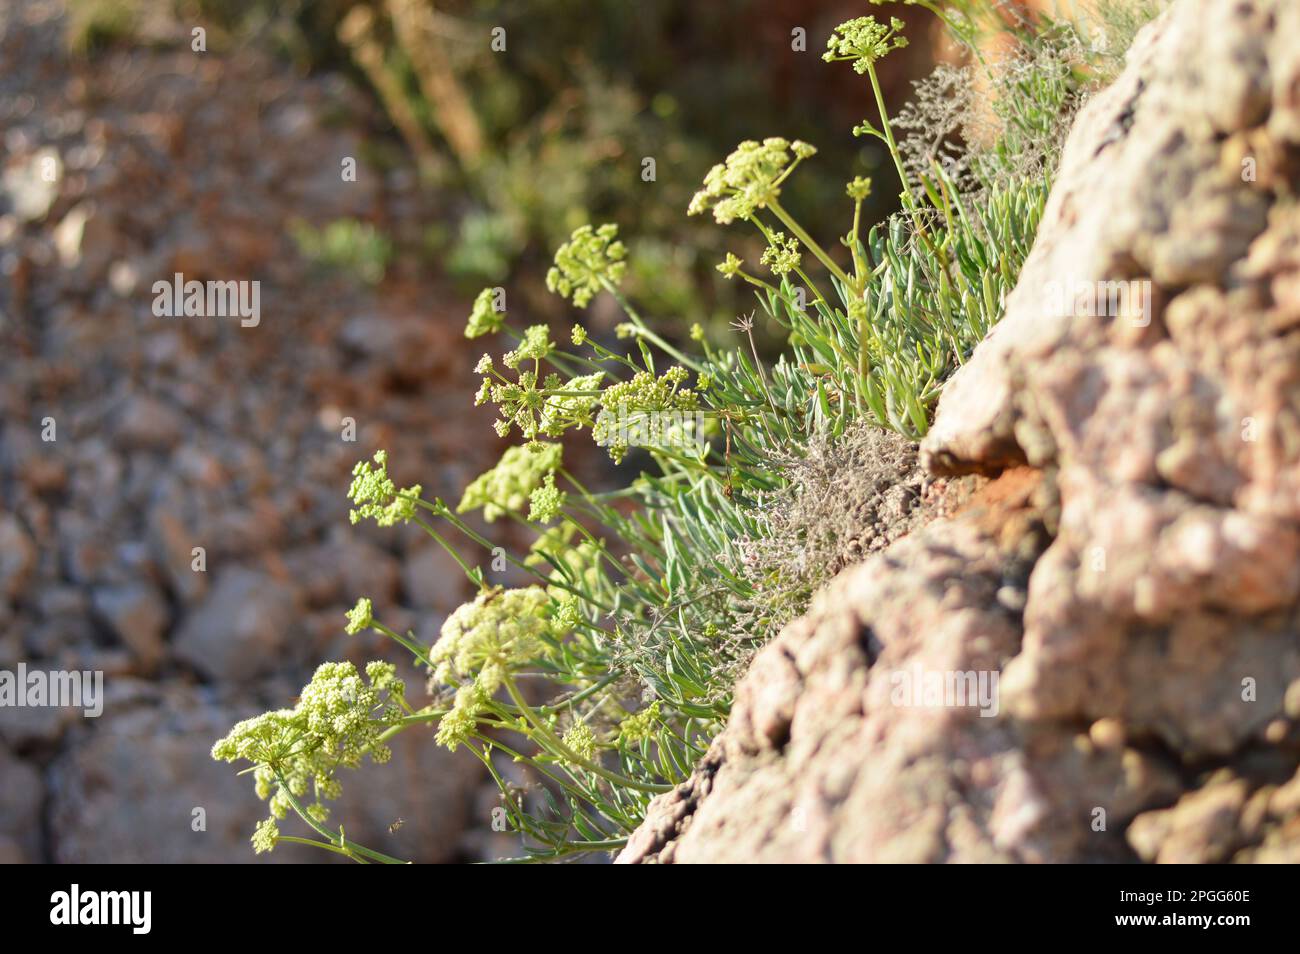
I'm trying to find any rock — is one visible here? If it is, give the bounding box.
[1126,772,1252,864]
[0,514,35,602]
[35,585,89,628]
[401,542,470,611]
[623,472,1178,863]
[623,0,1300,863]
[52,201,90,266]
[0,744,44,862]
[0,0,504,864]
[171,568,301,683]
[91,582,170,670]
[148,508,208,606]
[336,534,402,605]
[114,394,185,451]
[24,614,98,659]
[285,534,402,612]
[0,672,81,750]
[2,146,61,221]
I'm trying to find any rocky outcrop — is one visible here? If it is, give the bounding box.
[621,0,1300,863]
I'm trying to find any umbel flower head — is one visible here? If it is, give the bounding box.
[619,700,662,745]
[689,137,817,225]
[592,367,699,463]
[536,371,604,438]
[502,324,553,370]
[562,721,597,762]
[823,16,908,73]
[465,287,505,339]
[345,597,374,635]
[760,232,802,276]
[528,473,566,523]
[458,442,563,522]
[484,366,604,442]
[546,224,628,307]
[846,175,874,201]
[211,660,405,853]
[251,818,279,854]
[598,366,696,414]
[716,252,744,279]
[348,450,422,527]
[429,586,572,749]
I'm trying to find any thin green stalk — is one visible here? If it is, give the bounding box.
[602,282,705,373]
[373,619,434,669]
[278,775,408,864]
[279,835,356,858]
[502,676,672,794]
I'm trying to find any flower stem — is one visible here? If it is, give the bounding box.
[502,676,671,793]
[277,776,408,864]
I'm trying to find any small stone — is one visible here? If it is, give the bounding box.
[115,395,184,451]
[0,746,43,862]
[172,569,301,683]
[0,515,36,601]
[1089,718,1126,750]
[91,583,170,670]
[2,147,61,221]
[401,543,470,610]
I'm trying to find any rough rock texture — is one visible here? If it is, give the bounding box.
[621,0,1300,863]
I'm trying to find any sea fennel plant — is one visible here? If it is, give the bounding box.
[214,4,1133,861]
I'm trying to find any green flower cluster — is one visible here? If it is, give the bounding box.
[846,175,874,201]
[537,371,604,437]
[527,473,566,524]
[688,137,816,224]
[619,700,661,745]
[429,586,568,749]
[211,660,405,852]
[546,224,628,307]
[598,366,696,414]
[348,450,422,527]
[483,367,604,441]
[503,324,553,369]
[344,597,374,635]
[465,287,505,339]
[458,442,562,522]
[562,722,597,762]
[761,232,802,276]
[823,16,908,73]
[716,252,744,279]
[470,313,608,441]
[592,367,698,463]
[251,817,279,854]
